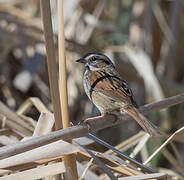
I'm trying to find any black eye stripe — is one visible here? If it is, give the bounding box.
[89,56,111,66]
[105,60,110,65]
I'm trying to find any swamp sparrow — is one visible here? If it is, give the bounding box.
[76,53,160,136]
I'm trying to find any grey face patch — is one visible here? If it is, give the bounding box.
[82,53,115,71]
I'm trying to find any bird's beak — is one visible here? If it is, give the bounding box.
[76,58,86,64]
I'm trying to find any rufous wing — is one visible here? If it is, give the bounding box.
[91,71,137,106]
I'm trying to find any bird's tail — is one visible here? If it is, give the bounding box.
[124,106,161,136]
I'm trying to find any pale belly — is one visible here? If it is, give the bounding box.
[91,90,122,114]
[83,71,122,114]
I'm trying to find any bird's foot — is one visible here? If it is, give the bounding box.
[78,115,105,131]
[78,119,92,131]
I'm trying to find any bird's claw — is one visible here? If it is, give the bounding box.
[78,119,91,131]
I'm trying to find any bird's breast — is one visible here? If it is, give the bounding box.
[83,70,103,99]
[83,70,92,100]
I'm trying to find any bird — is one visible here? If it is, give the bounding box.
[76,53,161,136]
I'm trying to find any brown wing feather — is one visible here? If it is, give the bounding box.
[90,71,137,106]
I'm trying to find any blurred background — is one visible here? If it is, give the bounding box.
[0,0,184,171]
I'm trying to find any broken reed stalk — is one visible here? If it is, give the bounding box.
[40,0,62,129]
[57,0,78,179]
[0,101,32,136]
[0,93,184,160]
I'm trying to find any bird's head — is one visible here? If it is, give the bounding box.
[76,53,114,71]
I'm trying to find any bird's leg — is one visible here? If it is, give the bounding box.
[79,114,106,131]
[79,111,118,131]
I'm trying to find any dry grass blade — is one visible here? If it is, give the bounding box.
[105,131,146,154]
[37,150,142,177]
[140,144,149,163]
[77,162,100,180]
[0,162,65,180]
[0,135,18,146]
[123,46,164,101]
[0,129,23,139]
[153,2,174,45]
[151,139,184,176]
[32,112,54,136]
[18,115,36,130]
[78,0,106,44]
[79,154,95,180]
[80,147,117,180]
[77,151,141,176]
[159,168,183,179]
[0,140,79,168]
[140,93,184,114]
[76,136,118,179]
[40,0,62,129]
[129,134,150,158]
[102,153,138,172]
[144,126,184,165]
[58,0,69,128]
[40,149,142,177]
[118,172,167,180]
[101,154,142,176]
[87,133,156,173]
[0,101,32,136]
[16,97,51,115]
[57,0,78,178]
[0,169,11,176]
[65,7,83,39]
[166,131,184,143]
[0,94,184,160]
[170,142,184,167]
[123,45,170,130]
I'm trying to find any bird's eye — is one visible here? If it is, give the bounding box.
[90,56,96,62]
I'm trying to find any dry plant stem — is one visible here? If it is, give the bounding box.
[40,0,62,129]
[57,0,78,179]
[86,134,155,173]
[129,134,150,158]
[79,155,94,180]
[150,139,184,176]
[153,2,174,45]
[16,97,50,115]
[0,93,184,160]
[140,93,184,114]
[0,162,65,180]
[170,142,184,167]
[58,0,69,128]
[0,140,79,168]
[0,101,32,136]
[118,172,167,180]
[144,126,184,165]
[78,0,106,44]
[105,131,146,154]
[82,147,117,180]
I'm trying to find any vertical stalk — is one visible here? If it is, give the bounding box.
[57,0,78,179]
[40,0,62,130]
